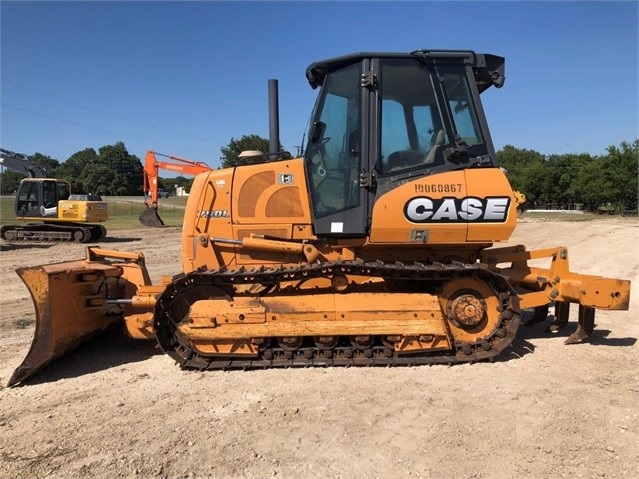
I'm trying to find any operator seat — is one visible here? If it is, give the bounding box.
[385,129,446,172]
[424,129,445,164]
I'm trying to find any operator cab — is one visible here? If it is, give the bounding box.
[15,179,71,218]
[303,50,505,236]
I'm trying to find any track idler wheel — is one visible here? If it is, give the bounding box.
[381,336,399,357]
[312,337,337,358]
[89,225,107,241]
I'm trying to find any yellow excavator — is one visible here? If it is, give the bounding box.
[0,148,108,243]
[8,50,630,386]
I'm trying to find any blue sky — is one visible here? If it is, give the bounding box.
[1,1,637,168]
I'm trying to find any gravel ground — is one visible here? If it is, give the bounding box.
[0,217,637,479]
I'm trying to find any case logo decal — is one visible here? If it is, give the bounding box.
[404,196,510,223]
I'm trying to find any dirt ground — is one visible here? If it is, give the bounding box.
[0,217,637,479]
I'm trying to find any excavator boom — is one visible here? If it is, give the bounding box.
[0,148,47,178]
[139,150,212,227]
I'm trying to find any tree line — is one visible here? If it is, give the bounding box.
[497,140,637,213]
[1,142,145,196]
[0,136,272,196]
[1,138,636,214]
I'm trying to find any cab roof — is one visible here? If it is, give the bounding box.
[306,49,505,93]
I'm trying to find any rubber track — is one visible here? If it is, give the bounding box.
[154,260,522,370]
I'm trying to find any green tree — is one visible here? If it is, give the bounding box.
[219,134,275,168]
[0,170,24,194]
[572,156,607,211]
[602,140,638,212]
[498,140,637,212]
[93,142,143,195]
[543,154,589,209]
[524,161,552,208]
[30,152,60,177]
[57,142,142,195]
[56,148,98,193]
[81,162,114,196]
[496,145,546,207]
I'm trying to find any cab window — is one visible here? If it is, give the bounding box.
[442,72,483,146]
[57,182,70,201]
[379,59,448,175]
[305,62,361,218]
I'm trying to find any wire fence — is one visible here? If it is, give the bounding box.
[105,200,186,226]
[107,201,183,218]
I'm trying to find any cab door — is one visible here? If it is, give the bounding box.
[15,180,43,217]
[305,60,372,236]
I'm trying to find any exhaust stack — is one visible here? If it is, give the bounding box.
[268,79,280,158]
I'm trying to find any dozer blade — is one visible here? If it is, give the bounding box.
[139,206,165,227]
[8,260,125,386]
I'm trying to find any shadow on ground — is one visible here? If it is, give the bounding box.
[498,309,637,362]
[96,236,143,243]
[12,309,635,386]
[18,329,161,387]
[0,243,56,251]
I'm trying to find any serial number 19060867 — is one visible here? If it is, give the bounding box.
[414,183,463,194]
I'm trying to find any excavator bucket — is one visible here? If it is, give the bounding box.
[8,248,151,386]
[139,206,165,227]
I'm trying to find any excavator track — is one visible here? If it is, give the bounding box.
[1,223,106,243]
[155,260,522,370]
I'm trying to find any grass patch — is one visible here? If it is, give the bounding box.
[0,196,16,226]
[102,197,187,229]
[0,195,187,230]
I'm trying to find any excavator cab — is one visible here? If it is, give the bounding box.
[303,50,504,237]
[15,178,70,218]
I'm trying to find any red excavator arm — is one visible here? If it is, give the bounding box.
[139,150,212,226]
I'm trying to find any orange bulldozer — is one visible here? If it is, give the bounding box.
[8,49,630,386]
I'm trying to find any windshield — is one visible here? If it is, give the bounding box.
[378,59,449,175]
